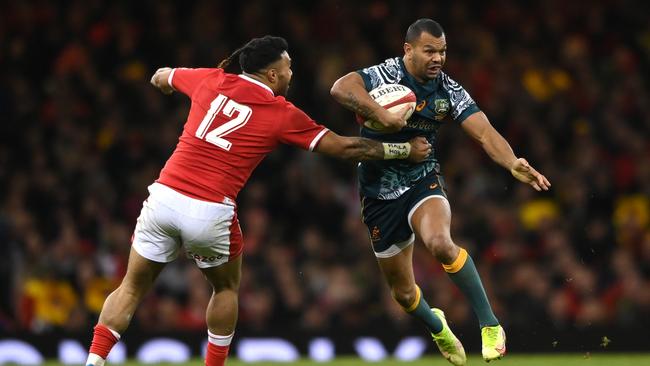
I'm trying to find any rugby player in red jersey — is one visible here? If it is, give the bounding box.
[85,36,431,366]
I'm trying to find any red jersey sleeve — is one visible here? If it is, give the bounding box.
[277,103,329,151]
[169,68,220,96]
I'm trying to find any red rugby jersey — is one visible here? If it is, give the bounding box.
[157,68,329,204]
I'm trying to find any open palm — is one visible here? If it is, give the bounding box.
[510,158,551,191]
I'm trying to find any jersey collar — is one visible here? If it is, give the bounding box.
[238,74,274,95]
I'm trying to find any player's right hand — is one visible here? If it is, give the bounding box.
[377,105,411,132]
[407,136,431,163]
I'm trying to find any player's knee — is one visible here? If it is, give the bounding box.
[422,232,455,262]
[212,287,239,301]
[391,285,418,309]
[209,278,240,293]
[120,268,159,297]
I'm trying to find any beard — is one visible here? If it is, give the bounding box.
[278,83,290,97]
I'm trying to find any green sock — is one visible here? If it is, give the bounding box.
[445,248,499,328]
[404,286,443,334]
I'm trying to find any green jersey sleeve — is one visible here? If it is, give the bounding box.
[356,57,405,92]
[440,72,480,123]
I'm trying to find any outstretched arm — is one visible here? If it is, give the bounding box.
[314,132,431,163]
[150,67,174,95]
[330,72,409,131]
[461,111,551,191]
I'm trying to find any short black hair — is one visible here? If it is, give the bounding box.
[217,35,288,73]
[405,18,444,43]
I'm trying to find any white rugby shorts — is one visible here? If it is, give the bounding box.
[131,183,243,268]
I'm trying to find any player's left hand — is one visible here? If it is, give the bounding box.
[407,136,432,163]
[510,158,551,191]
[151,67,174,95]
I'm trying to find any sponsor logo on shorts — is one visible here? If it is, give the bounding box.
[371,226,381,242]
[429,183,438,190]
[186,251,224,262]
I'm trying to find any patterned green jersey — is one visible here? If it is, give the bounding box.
[357,57,480,199]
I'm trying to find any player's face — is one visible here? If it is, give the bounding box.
[272,51,293,97]
[404,32,446,81]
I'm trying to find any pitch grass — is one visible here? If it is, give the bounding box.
[43,353,650,365]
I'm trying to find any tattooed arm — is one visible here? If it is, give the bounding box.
[330,72,408,131]
[314,132,431,162]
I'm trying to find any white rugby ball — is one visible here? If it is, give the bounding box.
[357,83,417,131]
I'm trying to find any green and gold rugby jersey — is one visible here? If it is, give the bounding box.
[356,57,480,200]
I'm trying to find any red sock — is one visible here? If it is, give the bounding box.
[89,324,120,359]
[206,331,233,366]
[206,342,230,366]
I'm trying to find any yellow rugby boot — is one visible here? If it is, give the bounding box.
[481,324,506,362]
[431,308,466,366]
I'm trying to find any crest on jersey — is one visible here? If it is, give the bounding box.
[434,99,450,118]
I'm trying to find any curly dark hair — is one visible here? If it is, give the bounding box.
[217,35,289,73]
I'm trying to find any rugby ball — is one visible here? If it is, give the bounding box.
[357,84,416,131]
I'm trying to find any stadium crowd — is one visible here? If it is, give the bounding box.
[1,0,649,336]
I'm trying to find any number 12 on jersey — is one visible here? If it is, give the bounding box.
[195,94,252,151]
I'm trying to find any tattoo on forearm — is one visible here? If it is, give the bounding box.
[346,92,380,121]
[355,138,384,160]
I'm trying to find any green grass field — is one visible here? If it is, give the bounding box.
[42,354,650,366]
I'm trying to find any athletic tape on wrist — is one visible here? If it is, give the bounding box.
[383,142,411,160]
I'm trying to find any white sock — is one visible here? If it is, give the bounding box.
[207,330,234,346]
[107,327,121,340]
[86,353,106,366]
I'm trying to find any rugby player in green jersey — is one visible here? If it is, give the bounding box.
[331,18,550,365]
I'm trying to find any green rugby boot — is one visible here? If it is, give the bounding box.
[431,308,466,366]
[481,324,506,362]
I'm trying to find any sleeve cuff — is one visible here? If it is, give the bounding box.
[167,68,177,91]
[356,70,373,91]
[457,104,480,123]
[309,128,330,151]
